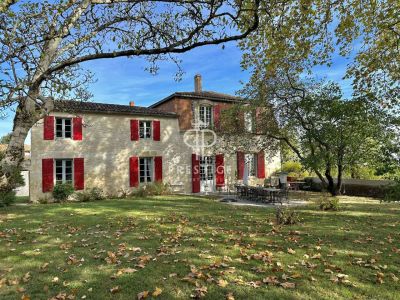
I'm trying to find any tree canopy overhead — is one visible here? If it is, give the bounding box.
[0,0,261,192]
[240,0,400,106]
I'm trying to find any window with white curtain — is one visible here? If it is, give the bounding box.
[245,153,257,177]
[244,111,253,133]
[139,157,153,183]
[199,106,212,129]
[139,121,152,139]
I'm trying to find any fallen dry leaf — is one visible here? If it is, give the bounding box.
[217,279,229,287]
[280,282,296,289]
[287,248,296,254]
[137,290,149,299]
[152,287,162,297]
[226,292,235,300]
[110,286,120,294]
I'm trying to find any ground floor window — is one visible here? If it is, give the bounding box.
[245,153,257,177]
[55,159,73,185]
[139,157,153,183]
[200,156,214,181]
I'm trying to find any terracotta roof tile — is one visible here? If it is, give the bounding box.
[54,100,177,118]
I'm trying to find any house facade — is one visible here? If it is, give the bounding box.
[30,75,280,202]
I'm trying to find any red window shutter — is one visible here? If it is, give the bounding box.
[42,158,54,192]
[192,154,200,193]
[73,117,83,140]
[237,151,245,180]
[154,156,163,182]
[213,104,221,130]
[153,120,160,141]
[215,154,224,187]
[130,120,139,141]
[74,158,84,190]
[129,156,139,187]
[43,116,54,140]
[257,151,265,178]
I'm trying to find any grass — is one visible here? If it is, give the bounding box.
[14,196,30,204]
[0,193,399,299]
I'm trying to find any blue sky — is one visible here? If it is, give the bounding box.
[0,42,353,141]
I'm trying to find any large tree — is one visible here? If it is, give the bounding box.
[243,77,397,196]
[0,0,261,192]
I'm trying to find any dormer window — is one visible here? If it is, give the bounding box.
[56,118,72,139]
[139,121,152,139]
[199,106,212,129]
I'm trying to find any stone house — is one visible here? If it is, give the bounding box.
[30,75,280,202]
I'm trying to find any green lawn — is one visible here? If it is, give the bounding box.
[0,194,399,300]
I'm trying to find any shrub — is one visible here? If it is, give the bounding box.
[275,207,301,225]
[318,196,340,211]
[52,183,74,202]
[281,161,309,178]
[383,181,400,202]
[132,182,171,198]
[0,191,16,207]
[303,177,324,192]
[75,188,105,202]
[38,197,49,204]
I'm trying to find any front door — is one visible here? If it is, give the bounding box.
[200,156,214,193]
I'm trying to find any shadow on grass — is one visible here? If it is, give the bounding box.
[1,194,399,299]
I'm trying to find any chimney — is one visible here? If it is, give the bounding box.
[194,74,202,93]
[129,101,135,107]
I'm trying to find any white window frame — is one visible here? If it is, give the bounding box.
[244,111,253,133]
[139,157,154,184]
[55,117,73,139]
[199,106,213,129]
[139,121,152,139]
[55,159,73,185]
[245,153,257,177]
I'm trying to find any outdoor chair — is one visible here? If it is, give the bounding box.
[276,188,289,204]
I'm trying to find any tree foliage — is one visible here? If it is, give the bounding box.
[243,77,397,196]
[240,0,400,107]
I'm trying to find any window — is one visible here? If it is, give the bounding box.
[139,157,153,183]
[139,121,152,139]
[199,106,212,129]
[55,159,73,185]
[244,111,253,133]
[200,156,214,181]
[56,118,72,138]
[245,153,257,177]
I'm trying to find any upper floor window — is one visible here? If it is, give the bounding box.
[199,106,212,129]
[139,121,152,139]
[56,118,72,138]
[139,157,153,183]
[244,111,254,133]
[245,153,257,177]
[55,159,73,185]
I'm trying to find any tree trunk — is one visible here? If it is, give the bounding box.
[325,165,337,196]
[0,96,51,192]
